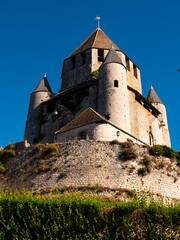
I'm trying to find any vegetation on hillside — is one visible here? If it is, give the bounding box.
[150,144,180,166]
[0,189,179,239]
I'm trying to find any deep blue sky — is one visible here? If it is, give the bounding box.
[0,0,180,150]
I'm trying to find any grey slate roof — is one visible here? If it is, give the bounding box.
[147,86,163,104]
[33,75,52,93]
[103,47,125,67]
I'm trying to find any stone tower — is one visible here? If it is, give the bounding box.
[98,47,131,133]
[147,86,171,146]
[24,74,52,144]
[61,28,120,90]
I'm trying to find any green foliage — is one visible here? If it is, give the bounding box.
[0,190,179,239]
[8,144,15,150]
[90,70,99,79]
[110,139,121,145]
[177,152,180,166]
[0,149,16,162]
[151,145,180,167]
[140,156,151,167]
[139,156,151,174]
[151,145,164,156]
[34,143,44,151]
[121,141,137,160]
[161,145,177,158]
[138,167,148,176]
[122,140,133,149]
[0,162,6,174]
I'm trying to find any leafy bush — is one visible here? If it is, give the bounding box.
[151,145,180,167]
[34,143,44,151]
[156,161,165,170]
[138,167,148,176]
[122,147,137,160]
[41,144,58,157]
[140,156,151,173]
[0,149,16,162]
[151,145,164,156]
[177,152,180,166]
[110,139,121,145]
[122,141,133,149]
[8,144,15,150]
[0,163,6,174]
[140,156,151,166]
[121,141,137,160]
[161,145,177,158]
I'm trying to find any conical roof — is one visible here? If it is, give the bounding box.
[69,28,120,58]
[103,46,125,66]
[147,86,163,104]
[33,74,52,93]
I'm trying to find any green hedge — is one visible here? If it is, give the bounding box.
[0,190,179,239]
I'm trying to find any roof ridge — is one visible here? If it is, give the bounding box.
[68,29,98,58]
[91,29,99,48]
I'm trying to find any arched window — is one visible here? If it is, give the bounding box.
[114,80,118,87]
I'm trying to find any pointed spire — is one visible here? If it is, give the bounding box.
[33,74,52,93]
[147,85,163,104]
[103,46,125,67]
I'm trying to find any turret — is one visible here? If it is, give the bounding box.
[147,85,171,146]
[147,86,168,127]
[24,74,52,144]
[97,47,131,132]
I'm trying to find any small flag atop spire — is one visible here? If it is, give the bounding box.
[95,16,101,29]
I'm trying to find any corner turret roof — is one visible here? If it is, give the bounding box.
[147,85,163,104]
[103,46,125,67]
[69,28,120,58]
[33,74,52,93]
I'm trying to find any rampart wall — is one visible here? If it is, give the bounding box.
[1,141,179,200]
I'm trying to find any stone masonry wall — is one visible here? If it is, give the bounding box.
[1,141,180,200]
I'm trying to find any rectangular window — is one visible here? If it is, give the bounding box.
[71,57,75,69]
[98,49,104,62]
[126,56,130,71]
[133,64,137,78]
[81,52,86,65]
[77,131,87,140]
[114,80,118,87]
